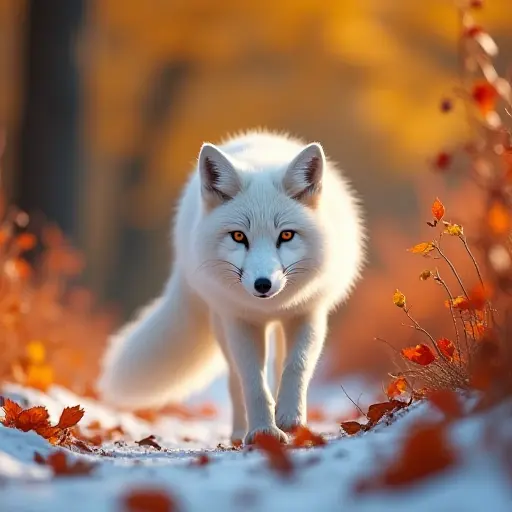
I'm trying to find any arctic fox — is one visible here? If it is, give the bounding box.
[98,130,365,444]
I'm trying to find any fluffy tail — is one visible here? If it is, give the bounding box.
[97,273,225,410]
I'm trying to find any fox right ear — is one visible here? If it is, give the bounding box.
[198,143,241,207]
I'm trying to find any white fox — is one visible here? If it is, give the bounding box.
[98,130,365,444]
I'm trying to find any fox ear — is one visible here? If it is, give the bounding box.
[198,143,241,206]
[283,143,324,205]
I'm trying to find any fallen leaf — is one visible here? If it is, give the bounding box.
[17,406,50,432]
[340,421,363,435]
[357,422,456,491]
[57,406,85,430]
[191,454,210,466]
[122,488,178,512]
[393,289,406,308]
[407,242,435,255]
[1,398,23,427]
[366,400,408,424]
[401,344,436,366]
[136,435,162,451]
[254,433,294,477]
[34,451,95,477]
[292,426,326,448]
[432,198,445,221]
[436,338,455,359]
[428,390,463,420]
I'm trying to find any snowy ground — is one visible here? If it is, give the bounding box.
[0,377,511,512]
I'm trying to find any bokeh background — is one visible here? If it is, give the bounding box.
[1,0,511,389]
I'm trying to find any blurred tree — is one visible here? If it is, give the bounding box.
[17,0,84,240]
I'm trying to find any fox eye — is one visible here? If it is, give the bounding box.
[230,231,249,248]
[278,230,295,246]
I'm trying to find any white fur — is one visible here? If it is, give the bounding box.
[98,130,365,444]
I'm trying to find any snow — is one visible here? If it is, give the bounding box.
[1,379,511,512]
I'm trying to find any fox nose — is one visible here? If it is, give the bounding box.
[254,277,272,294]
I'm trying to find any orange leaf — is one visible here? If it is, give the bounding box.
[16,406,50,432]
[292,426,326,448]
[34,451,95,477]
[340,421,363,435]
[387,377,407,399]
[1,398,23,427]
[358,422,456,491]
[419,270,432,281]
[407,242,435,255]
[436,338,455,359]
[432,198,445,221]
[443,222,464,236]
[367,400,408,424]
[428,390,463,420]
[444,295,469,310]
[56,405,85,430]
[401,344,436,365]
[123,488,178,512]
[254,433,294,477]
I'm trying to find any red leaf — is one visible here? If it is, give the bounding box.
[191,454,210,467]
[436,338,455,359]
[123,488,178,512]
[401,344,436,366]
[254,433,294,477]
[340,421,363,435]
[292,426,326,448]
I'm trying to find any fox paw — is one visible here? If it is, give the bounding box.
[244,425,289,445]
[230,429,246,447]
[276,414,305,434]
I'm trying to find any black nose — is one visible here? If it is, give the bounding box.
[254,277,272,294]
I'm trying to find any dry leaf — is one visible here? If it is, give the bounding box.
[401,344,436,365]
[254,433,294,477]
[419,270,432,281]
[407,242,435,255]
[57,406,85,430]
[136,435,162,451]
[432,198,445,221]
[0,398,23,427]
[17,406,50,432]
[122,488,178,512]
[443,222,463,236]
[340,421,363,435]
[292,426,326,448]
[190,454,210,467]
[366,400,408,424]
[393,289,406,308]
[34,451,95,477]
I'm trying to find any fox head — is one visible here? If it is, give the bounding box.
[194,141,328,303]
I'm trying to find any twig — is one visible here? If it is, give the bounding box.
[340,383,365,418]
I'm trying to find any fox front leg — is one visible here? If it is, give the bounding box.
[275,310,328,432]
[222,317,288,445]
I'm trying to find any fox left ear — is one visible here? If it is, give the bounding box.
[283,143,324,205]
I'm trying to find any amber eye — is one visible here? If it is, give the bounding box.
[278,230,295,244]
[230,231,248,247]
